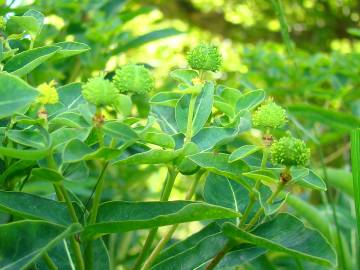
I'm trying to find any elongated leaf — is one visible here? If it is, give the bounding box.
[149,92,182,107]
[6,15,40,38]
[151,106,179,135]
[170,69,199,86]
[30,168,64,182]
[50,127,90,151]
[351,128,360,243]
[7,128,48,149]
[83,200,240,238]
[175,82,214,136]
[0,160,35,185]
[62,139,92,163]
[189,152,251,189]
[288,104,360,131]
[0,221,82,270]
[316,168,353,197]
[192,127,236,151]
[141,132,175,149]
[222,213,336,266]
[103,121,138,140]
[0,191,78,225]
[115,149,179,165]
[4,46,60,76]
[0,72,38,118]
[0,146,49,160]
[296,170,326,191]
[236,90,265,111]
[52,41,90,60]
[229,145,262,162]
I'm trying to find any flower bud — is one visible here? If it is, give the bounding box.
[82,76,118,107]
[252,100,287,129]
[187,43,222,72]
[37,80,59,105]
[270,137,310,167]
[113,64,154,95]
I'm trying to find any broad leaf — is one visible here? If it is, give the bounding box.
[222,213,336,266]
[189,152,251,189]
[114,149,179,165]
[0,72,38,118]
[4,46,60,77]
[235,90,265,111]
[6,128,48,149]
[150,92,182,107]
[0,191,79,225]
[296,170,327,191]
[30,168,64,182]
[141,132,175,149]
[103,121,138,141]
[229,145,262,162]
[170,69,199,86]
[83,200,240,238]
[192,127,237,151]
[151,106,179,135]
[0,221,82,270]
[52,41,90,60]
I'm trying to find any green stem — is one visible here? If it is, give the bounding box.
[205,243,232,270]
[132,167,178,270]
[140,172,204,270]
[43,252,58,270]
[185,93,197,143]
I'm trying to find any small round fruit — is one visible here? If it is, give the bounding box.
[113,64,154,95]
[270,137,310,167]
[82,76,118,107]
[252,101,287,129]
[187,43,222,72]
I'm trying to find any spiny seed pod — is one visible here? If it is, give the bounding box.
[252,100,287,129]
[270,137,310,167]
[113,64,154,95]
[82,76,118,107]
[37,80,59,105]
[187,43,222,72]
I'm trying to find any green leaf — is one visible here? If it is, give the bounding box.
[141,132,175,149]
[114,28,182,53]
[175,82,214,136]
[0,191,79,225]
[296,170,327,191]
[0,221,82,270]
[204,173,247,225]
[6,16,40,39]
[30,168,64,182]
[192,127,237,151]
[316,168,353,197]
[113,94,132,116]
[4,45,61,77]
[114,149,179,165]
[52,41,90,60]
[50,127,91,151]
[351,128,360,244]
[0,160,35,185]
[0,72,38,118]
[151,106,179,135]
[243,170,278,186]
[62,139,92,163]
[235,90,266,111]
[0,146,50,160]
[6,128,48,149]
[170,69,199,86]
[288,104,360,131]
[23,9,44,36]
[222,213,336,266]
[83,200,240,238]
[49,112,90,128]
[189,152,251,189]
[103,121,139,141]
[229,145,262,163]
[149,92,182,107]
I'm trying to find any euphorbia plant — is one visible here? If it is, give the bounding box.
[0,10,336,270]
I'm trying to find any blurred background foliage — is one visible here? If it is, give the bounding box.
[1,0,360,269]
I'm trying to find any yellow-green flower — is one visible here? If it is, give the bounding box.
[270,137,310,167]
[37,80,59,105]
[187,43,222,72]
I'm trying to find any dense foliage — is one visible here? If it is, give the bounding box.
[0,1,359,270]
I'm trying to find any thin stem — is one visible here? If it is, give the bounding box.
[140,172,204,270]
[185,93,197,143]
[43,252,58,270]
[205,243,232,270]
[132,168,178,270]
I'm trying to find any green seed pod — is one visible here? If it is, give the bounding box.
[252,100,287,129]
[187,43,222,72]
[270,137,310,167]
[113,64,154,95]
[82,76,118,107]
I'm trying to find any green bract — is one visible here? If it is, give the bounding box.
[270,137,310,167]
[82,76,118,107]
[187,43,222,72]
[252,100,287,129]
[113,64,154,95]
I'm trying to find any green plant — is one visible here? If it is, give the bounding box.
[0,5,338,266]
